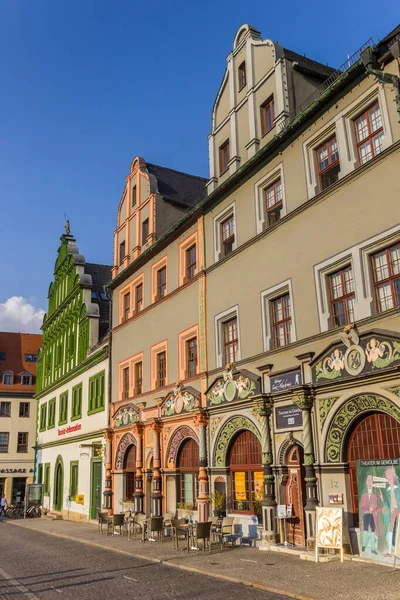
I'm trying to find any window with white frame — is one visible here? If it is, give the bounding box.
[328,266,355,328]
[315,135,340,191]
[215,306,241,368]
[354,102,384,165]
[261,281,296,351]
[371,242,400,313]
[213,203,237,262]
[254,164,286,234]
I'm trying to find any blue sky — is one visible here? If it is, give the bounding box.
[0,0,398,332]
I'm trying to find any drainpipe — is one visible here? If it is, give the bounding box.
[103,288,113,513]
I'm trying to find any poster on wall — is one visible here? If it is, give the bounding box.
[234,472,247,501]
[253,471,264,501]
[316,507,343,562]
[356,458,400,564]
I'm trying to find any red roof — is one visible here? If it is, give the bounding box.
[0,332,42,394]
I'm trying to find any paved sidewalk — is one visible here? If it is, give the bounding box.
[6,517,400,600]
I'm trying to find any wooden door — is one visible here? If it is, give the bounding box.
[348,413,400,526]
[90,461,102,519]
[285,445,306,546]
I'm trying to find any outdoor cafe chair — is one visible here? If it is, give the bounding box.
[171,518,188,550]
[194,521,212,553]
[146,516,164,542]
[97,511,109,534]
[131,513,146,539]
[219,517,235,549]
[107,513,125,536]
[163,511,174,535]
[207,516,218,542]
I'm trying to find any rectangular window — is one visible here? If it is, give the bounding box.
[0,352,5,360]
[372,242,400,312]
[142,218,149,244]
[21,375,32,385]
[265,179,283,226]
[221,215,235,257]
[157,352,166,388]
[25,354,37,362]
[3,374,13,385]
[355,102,383,165]
[186,245,197,282]
[329,266,355,327]
[271,294,291,348]
[132,185,137,207]
[316,135,340,191]
[71,385,82,420]
[44,464,50,494]
[0,402,11,417]
[39,403,47,431]
[17,432,28,453]
[219,140,230,174]
[123,366,130,400]
[119,241,126,266]
[135,283,143,313]
[0,432,9,453]
[19,402,30,418]
[59,392,68,425]
[186,338,197,378]
[261,97,275,136]
[88,371,105,414]
[123,292,130,322]
[48,398,56,428]
[238,61,246,90]
[134,361,143,395]
[70,461,79,498]
[223,318,238,365]
[181,472,199,504]
[157,267,167,300]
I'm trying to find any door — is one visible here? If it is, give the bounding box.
[285,445,306,546]
[348,413,400,526]
[90,461,102,519]
[54,463,63,511]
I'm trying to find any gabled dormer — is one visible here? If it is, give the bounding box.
[2,370,14,385]
[207,24,335,193]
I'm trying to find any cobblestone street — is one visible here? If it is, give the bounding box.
[4,518,400,600]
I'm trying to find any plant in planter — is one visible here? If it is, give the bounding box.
[177,501,197,521]
[207,491,226,517]
[119,496,135,513]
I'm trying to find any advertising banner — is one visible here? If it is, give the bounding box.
[234,472,247,501]
[356,458,400,564]
[316,507,343,562]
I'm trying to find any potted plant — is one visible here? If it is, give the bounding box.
[208,491,226,517]
[177,501,197,521]
[119,496,135,513]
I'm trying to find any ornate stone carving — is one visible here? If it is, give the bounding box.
[318,397,340,431]
[386,385,400,399]
[166,425,199,468]
[210,417,222,439]
[161,385,200,417]
[293,388,314,410]
[214,416,261,467]
[113,403,139,428]
[207,369,259,407]
[115,432,136,470]
[326,394,400,463]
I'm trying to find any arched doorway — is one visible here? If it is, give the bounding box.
[177,438,199,506]
[123,445,136,502]
[54,457,63,511]
[229,430,263,515]
[285,445,306,546]
[347,413,400,525]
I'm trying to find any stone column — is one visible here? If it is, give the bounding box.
[150,420,163,517]
[103,429,113,514]
[194,410,209,522]
[293,386,318,546]
[256,397,277,546]
[132,422,144,514]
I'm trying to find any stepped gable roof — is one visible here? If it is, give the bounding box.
[0,332,42,393]
[283,48,336,79]
[85,263,112,339]
[146,163,207,208]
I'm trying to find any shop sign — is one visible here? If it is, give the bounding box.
[312,330,400,384]
[275,405,303,430]
[356,458,400,564]
[58,423,81,436]
[0,468,34,474]
[270,370,302,393]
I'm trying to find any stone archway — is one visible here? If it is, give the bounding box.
[214,416,261,468]
[115,432,136,470]
[325,394,400,463]
[165,425,198,469]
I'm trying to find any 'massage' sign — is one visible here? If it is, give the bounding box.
[270,370,302,393]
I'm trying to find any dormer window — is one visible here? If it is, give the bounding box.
[238,61,246,90]
[21,373,33,386]
[0,353,5,360]
[2,371,14,385]
[25,354,37,362]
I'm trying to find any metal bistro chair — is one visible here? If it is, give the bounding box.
[108,513,125,536]
[146,516,164,542]
[163,511,174,537]
[219,517,235,549]
[131,513,147,539]
[208,516,218,543]
[97,511,109,534]
[194,521,212,553]
[171,518,188,550]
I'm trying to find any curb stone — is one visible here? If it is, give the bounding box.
[6,521,317,600]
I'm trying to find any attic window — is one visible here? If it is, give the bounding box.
[22,374,32,385]
[0,353,5,360]
[25,354,37,362]
[2,372,14,385]
[238,62,246,90]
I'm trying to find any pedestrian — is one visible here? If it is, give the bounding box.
[0,494,7,517]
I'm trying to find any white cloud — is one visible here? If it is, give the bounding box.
[0,297,45,334]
